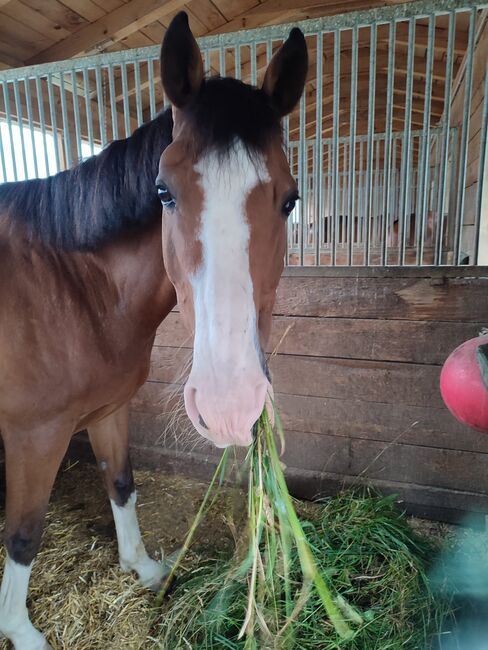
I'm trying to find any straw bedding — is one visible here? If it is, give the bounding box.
[0,460,462,650]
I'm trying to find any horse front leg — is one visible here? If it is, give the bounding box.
[0,423,72,650]
[87,404,166,590]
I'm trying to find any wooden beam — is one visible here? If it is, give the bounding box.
[27,0,188,64]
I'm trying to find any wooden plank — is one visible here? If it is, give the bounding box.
[146,346,445,408]
[273,275,488,322]
[0,13,54,62]
[57,0,105,22]
[154,312,483,365]
[132,380,488,454]
[279,430,488,494]
[28,0,188,64]
[21,0,88,31]
[1,1,72,42]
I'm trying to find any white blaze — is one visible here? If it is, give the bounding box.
[186,143,270,445]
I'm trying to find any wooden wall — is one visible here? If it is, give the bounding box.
[128,266,488,525]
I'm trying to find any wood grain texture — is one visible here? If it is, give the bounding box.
[154,312,484,364]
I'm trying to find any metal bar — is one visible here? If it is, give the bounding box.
[347,25,358,265]
[454,8,476,264]
[203,49,210,77]
[120,63,131,137]
[0,83,8,181]
[315,30,323,265]
[416,13,435,265]
[148,59,156,118]
[13,79,28,179]
[473,62,488,263]
[358,140,364,245]
[108,63,118,141]
[332,29,340,265]
[2,82,18,181]
[364,23,377,265]
[71,70,83,162]
[95,66,106,148]
[435,11,455,264]
[381,21,396,264]
[59,73,72,169]
[234,46,241,80]
[24,78,39,177]
[219,46,226,76]
[398,17,415,265]
[298,91,306,265]
[34,76,50,176]
[133,61,143,126]
[82,68,94,156]
[250,42,257,85]
[46,74,60,172]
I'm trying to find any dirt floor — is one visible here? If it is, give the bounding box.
[0,459,487,649]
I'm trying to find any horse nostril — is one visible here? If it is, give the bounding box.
[198,413,209,430]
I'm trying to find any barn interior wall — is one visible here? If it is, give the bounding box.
[125,266,488,525]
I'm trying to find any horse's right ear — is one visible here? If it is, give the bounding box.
[160,12,203,109]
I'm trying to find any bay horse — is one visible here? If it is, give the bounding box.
[0,12,307,650]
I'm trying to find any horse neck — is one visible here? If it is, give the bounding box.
[97,220,176,337]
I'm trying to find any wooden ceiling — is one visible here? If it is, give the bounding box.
[0,0,438,68]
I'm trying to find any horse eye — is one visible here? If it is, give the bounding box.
[157,185,176,208]
[282,194,299,218]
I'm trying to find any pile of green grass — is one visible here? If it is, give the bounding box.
[156,412,450,649]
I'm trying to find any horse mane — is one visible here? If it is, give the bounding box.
[0,109,173,251]
[186,76,282,156]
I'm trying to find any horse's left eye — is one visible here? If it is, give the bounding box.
[157,185,176,208]
[282,193,299,218]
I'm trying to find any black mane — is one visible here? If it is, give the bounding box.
[0,76,281,252]
[0,109,173,251]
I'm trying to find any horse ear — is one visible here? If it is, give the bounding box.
[262,28,308,117]
[160,12,204,109]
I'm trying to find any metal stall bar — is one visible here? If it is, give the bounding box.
[82,69,95,156]
[364,23,377,265]
[473,61,488,263]
[12,80,28,179]
[453,8,476,264]
[148,59,156,119]
[381,21,396,265]
[70,71,83,163]
[35,77,51,176]
[58,73,72,169]
[108,64,118,141]
[315,30,323,265]
[24,78,39,178]
[332,29,340,265]
[347,25,358,266]
[94,67,106,148]
[46,75,61,172]
[120,63,131,138]
[398,17,416,265]
[133,62,143,127]
[2,82,17,181]
[298,92,306,265]
[416,13,435,265]
[435,11,455,265]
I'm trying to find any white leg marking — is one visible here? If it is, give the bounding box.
[0,557,50,650]
[110,492,165,590]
